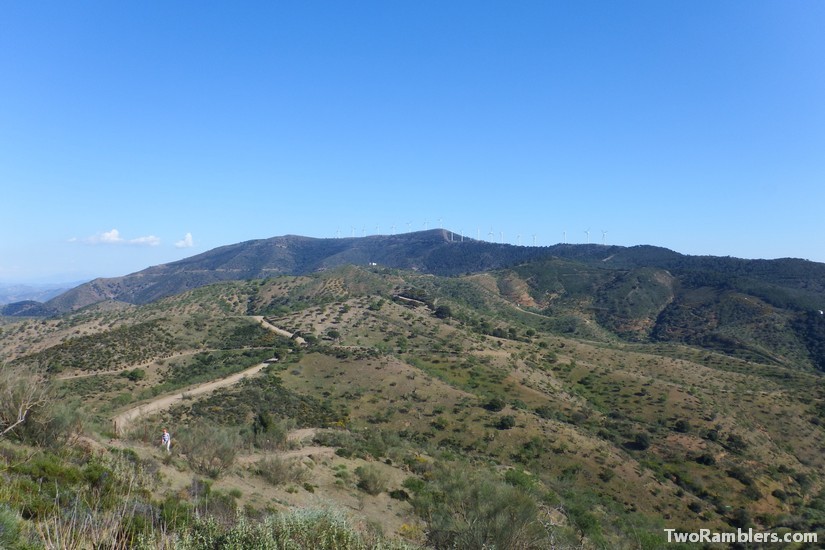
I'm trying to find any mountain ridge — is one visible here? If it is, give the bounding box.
[4,230,825,317]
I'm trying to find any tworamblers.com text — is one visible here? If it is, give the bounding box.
[664,528,817,544]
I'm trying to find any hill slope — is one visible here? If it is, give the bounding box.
[40,230,553,312]
[2,266,824,547]
[15,230,825,319]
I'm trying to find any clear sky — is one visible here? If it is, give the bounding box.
[1,1,823,283]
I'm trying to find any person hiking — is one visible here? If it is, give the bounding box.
[161,428,171,453]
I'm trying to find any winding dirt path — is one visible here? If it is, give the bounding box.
[110,316,305,436]
[112,362,268,436]
[252,316,306,345]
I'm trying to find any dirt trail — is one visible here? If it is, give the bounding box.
[110,316,303,436]
[112,362,268,436]
[252,315,306,344]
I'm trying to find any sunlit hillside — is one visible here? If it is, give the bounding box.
[1,262,824,548]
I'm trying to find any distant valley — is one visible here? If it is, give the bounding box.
[0,281,80,306]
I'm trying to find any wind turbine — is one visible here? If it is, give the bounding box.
[584,228,590,244]
[516,234,521,246]
[376,225,380,235]
[438,217,443,229]
[563,230,567,243]
[532,234,537,247]
[406,221,411,232]
[488,227,495,242]
[424,220,429,230]
[351,226,356,238]
[336,227,340,239]
[391,224,396,235]
[602,230,608,245]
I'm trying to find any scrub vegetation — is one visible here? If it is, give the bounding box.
[1,259,824,548]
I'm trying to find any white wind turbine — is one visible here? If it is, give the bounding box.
[602,230,608,245]
[584,228,590,244]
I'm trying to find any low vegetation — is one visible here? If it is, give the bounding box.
[1,260,824,548]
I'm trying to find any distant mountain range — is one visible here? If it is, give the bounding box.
[0,282,80,307]
[5,230,825,325]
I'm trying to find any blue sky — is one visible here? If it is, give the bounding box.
[1,1,823,283]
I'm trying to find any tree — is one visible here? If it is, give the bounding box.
[496,415,516,430]
[434,305,452,319]
[483,396,506,412]
[634,432,651,450]
[0,366,51,440]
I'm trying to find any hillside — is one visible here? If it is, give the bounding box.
[38,230,555,313]
[7,231,822,327]
[1,265,824,548]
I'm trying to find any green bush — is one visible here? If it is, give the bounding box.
[251,412,292,451]
[483,396,506,412]
[412,464,546,549]
[354,465,388,496]
[254,456,308,487]
[174,507,416,549]
[176,421,241,478]
[123,368,146,382]
[0,505,22,549]
[504,468,537,491]
[496,415,516,430]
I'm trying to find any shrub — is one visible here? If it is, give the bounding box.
[0,505,21,549]
[354,465,388,496]
[175,507,415,549]
[434,305,452,319]
[412,464,545,549]
[504,468,537,490]
[496,415,516,430]
[431,417,449,431]
[402,476,426,494]
[123,368,146,382]
[633,433,651,450]
[695,453,716,466]
[176,421,241,478]
[251,412,292,451]
[0,367,53,443]
[254,456,308,487]
[483,397,506,412]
